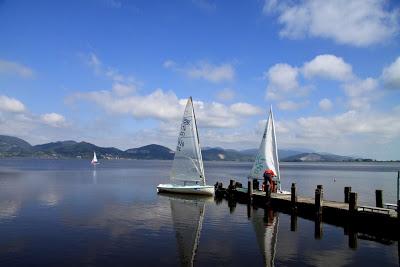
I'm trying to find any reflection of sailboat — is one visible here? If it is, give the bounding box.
[161,193,209,267]
[92,169,97,184]
[251,208,279,267]
[157,97,214,195]
[91,151,99,166]
[249,106,289,194]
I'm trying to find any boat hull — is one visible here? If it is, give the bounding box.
[157,184,214,196]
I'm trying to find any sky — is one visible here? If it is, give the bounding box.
[0,0,399,160]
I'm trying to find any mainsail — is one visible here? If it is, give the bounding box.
[249,106,281,190]
[170,195,206,267]
[91,152,98,164]
[170,97,205,185]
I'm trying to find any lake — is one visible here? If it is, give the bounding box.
[0,159,398,266]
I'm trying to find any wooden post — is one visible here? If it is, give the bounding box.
[229,179,235,189]
[397,199,400,221]
[248,180,253,205]
[317,185,323,199]
[248,180,253,200]
[315,188,323,214]
[349,192,358,213]
[344,187,351,203]
[375,190,383,208]
[397,171,399,202]
[291,183,297,208]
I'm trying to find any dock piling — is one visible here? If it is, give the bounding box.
[247,180,253,200]
[315,187,323,214]
[375,190,383,208]
[349,192,358,213]
[291,183,297,208]
[344,187,351,203]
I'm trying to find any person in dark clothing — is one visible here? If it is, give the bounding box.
[263,169,276,193]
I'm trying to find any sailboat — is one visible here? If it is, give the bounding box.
[91,151,99,165]
[157,97,214,196]
[249,106,289,194]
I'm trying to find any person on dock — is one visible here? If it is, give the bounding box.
[263,169,276,193]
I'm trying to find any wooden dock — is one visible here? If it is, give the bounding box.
[215,180,399,242]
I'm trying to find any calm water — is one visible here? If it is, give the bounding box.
[0,159,398,266]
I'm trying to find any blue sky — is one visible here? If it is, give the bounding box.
[0,0,399,160]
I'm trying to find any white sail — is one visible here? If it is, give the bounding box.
[170,195,206,267]
[249,106,281,190]
[91,151,98,164]
[170,97,205,185]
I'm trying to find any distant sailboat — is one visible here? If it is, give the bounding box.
[249,106,289,194]
[157,97,214,195]
[91,151,99,165]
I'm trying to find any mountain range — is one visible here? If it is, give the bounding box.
[0,135,370,162]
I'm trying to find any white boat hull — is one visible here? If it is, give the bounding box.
[157,184,214,196]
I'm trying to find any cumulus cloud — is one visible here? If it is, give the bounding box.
[381,56,400,90]
[40,113,67,127]
[343,77,379,109]
[164,60,235,83]
[0,59,34,78]
[264,0,400,46]
[318,98,333,111]
[70,87,261,129]
[302,54,353,81]
[265,63,308,100]
[0,95,26,112]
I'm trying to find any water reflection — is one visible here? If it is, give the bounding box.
[92,169,97,184]
[251,207,279,267]
[160,193,211,267]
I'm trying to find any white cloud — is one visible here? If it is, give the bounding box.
[0,95,26,112]
[264,0,400,46]
[165,60,235,83]
[382,56,400,90]
[112,82,137,96]
[229,102,263,116]
[302,54,353,81]
[277,100,308,111]
[85,52,139,85]
[343,77,378,109]
[0,59,34,78]
[216,88,235,101]
[265,63,309,100]
[318,98,333,111]
[71,87,261,129]
[40,113,67,127]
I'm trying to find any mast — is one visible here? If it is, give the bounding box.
[270,106,281,191]
[190,96,206,185]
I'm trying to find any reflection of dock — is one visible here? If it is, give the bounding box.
[215,181,399,244]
